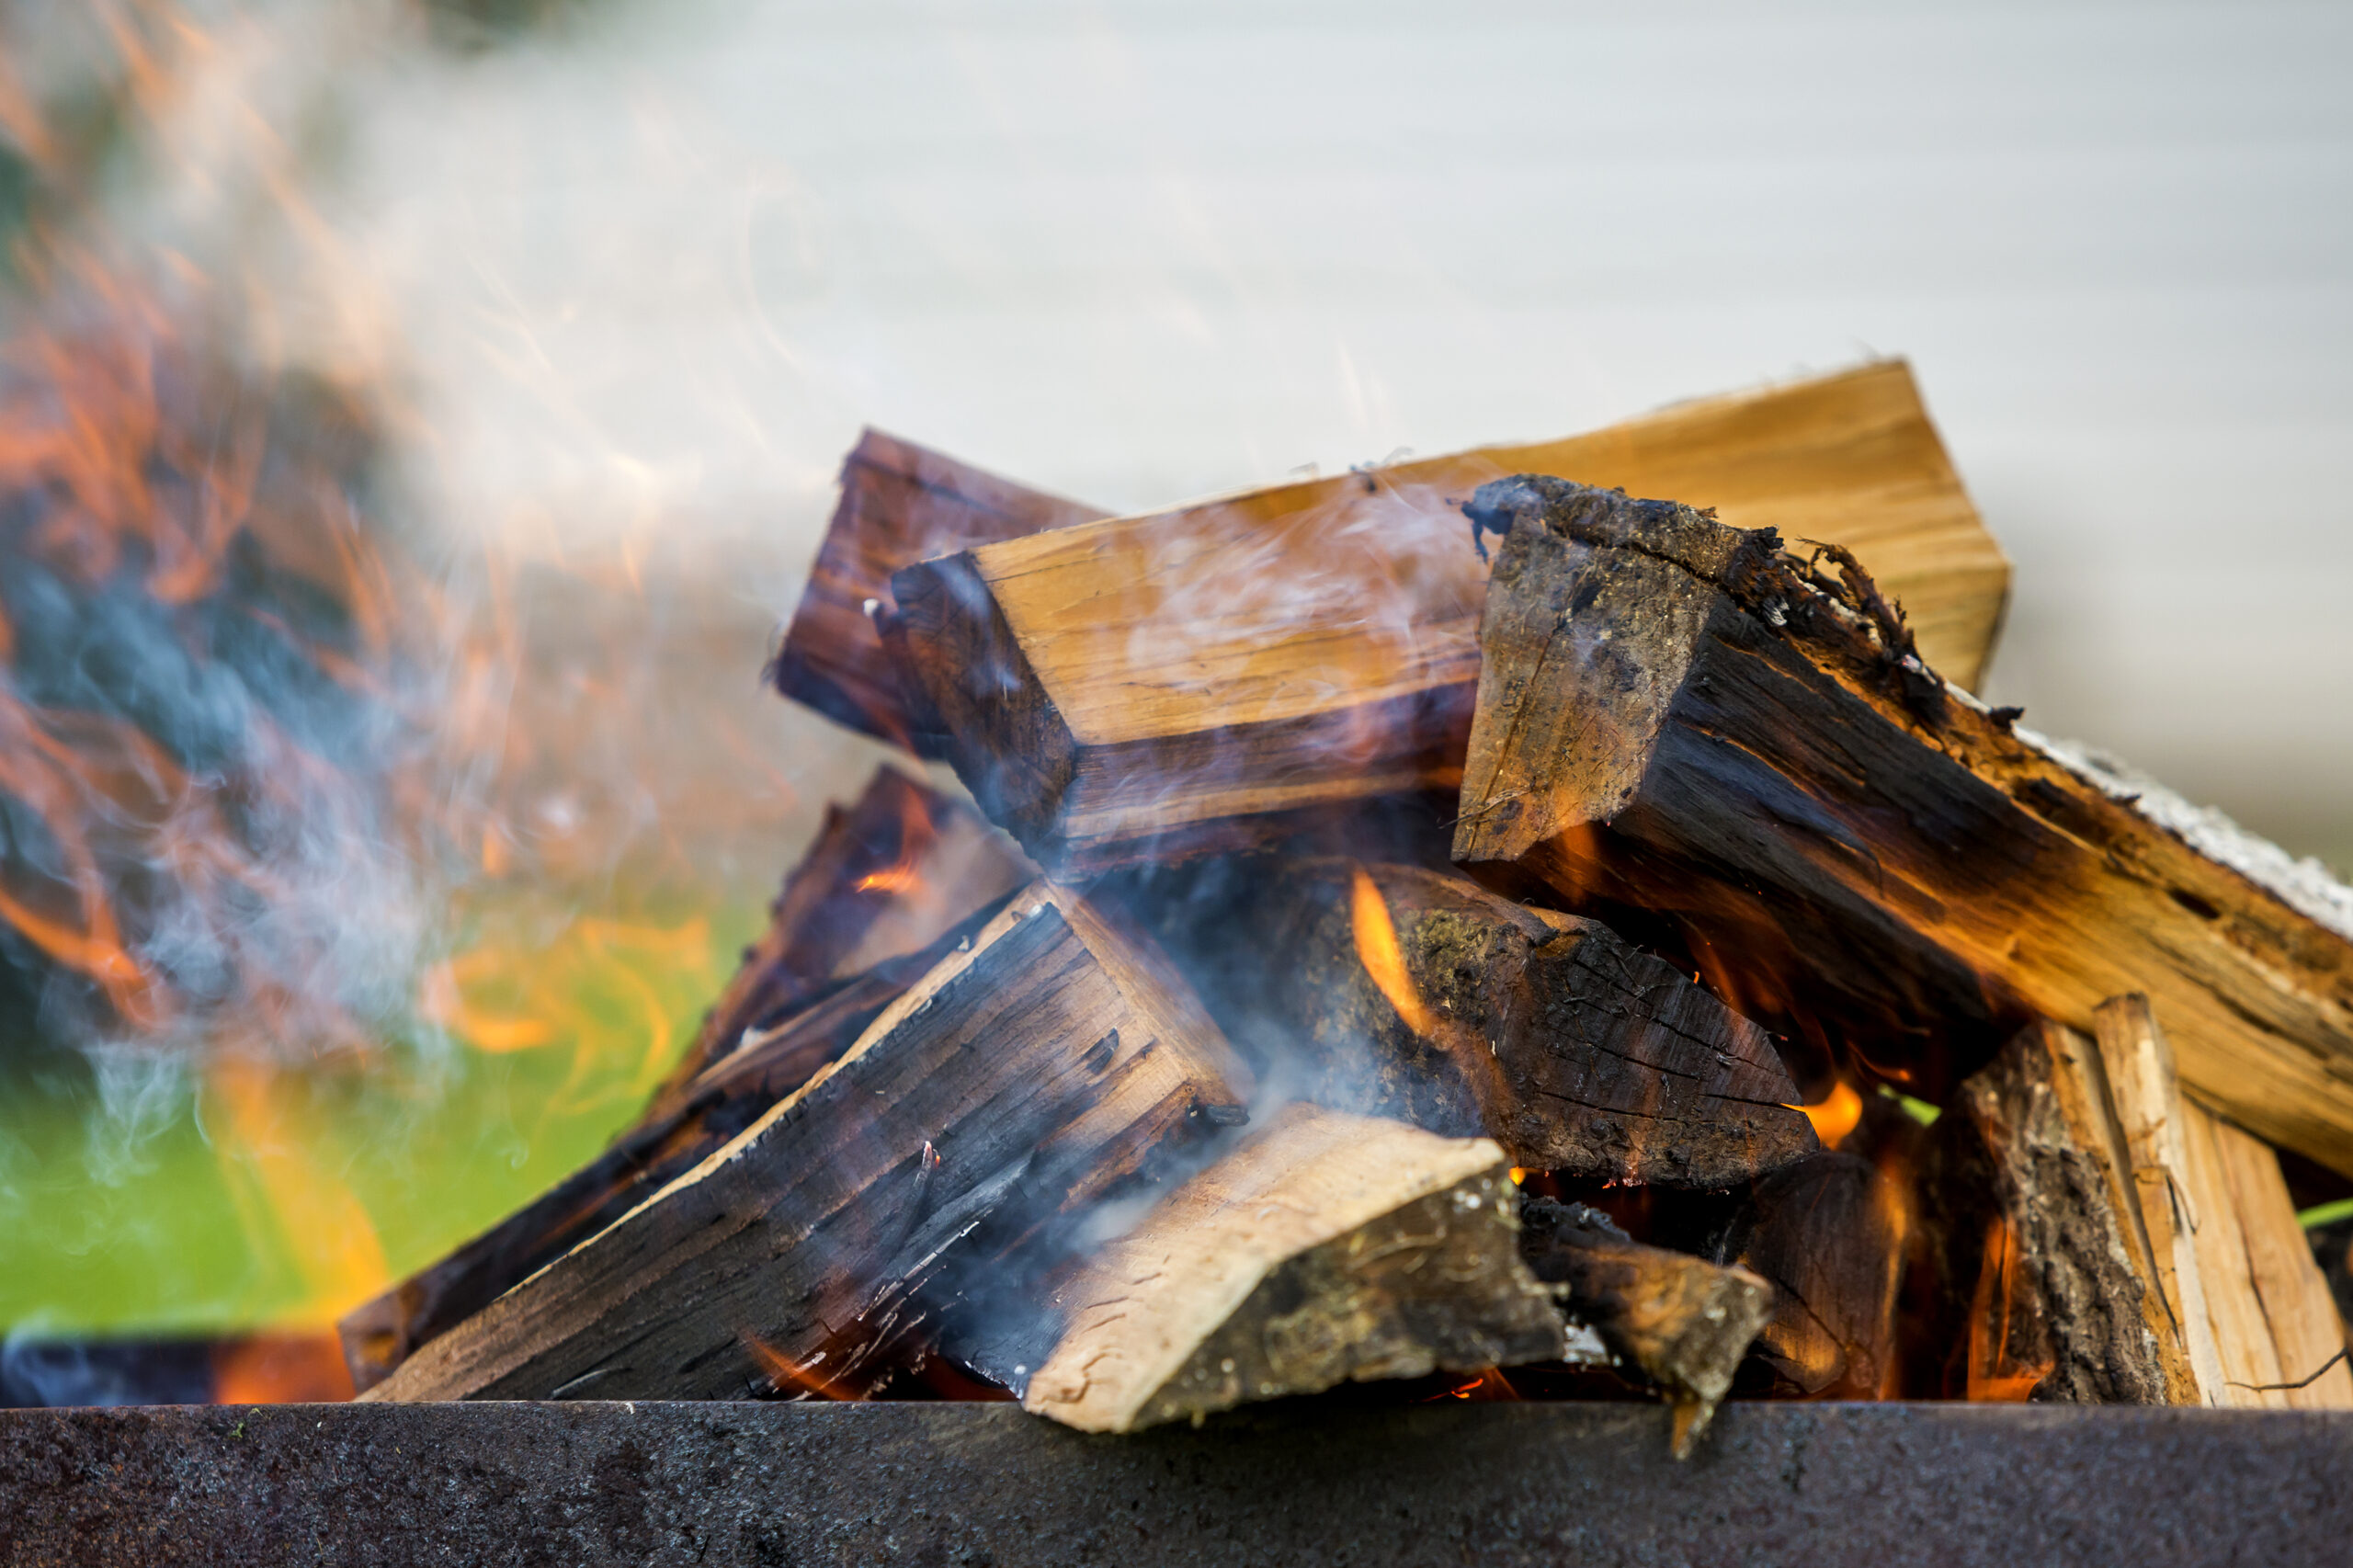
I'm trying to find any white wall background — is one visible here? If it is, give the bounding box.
[330,0,2353,866]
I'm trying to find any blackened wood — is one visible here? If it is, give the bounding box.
[340,767,1029,1393]
[646,764,1033,1118]
[1451,475,2353,1176]
[362,882,1251,1403]
[336,904,1004,1394]
[1716,1153,1904,1399]
[769,430,1106,753]
[1519,1197,1771,1455]
[1168,857,1815,1187]
[1023,1106,1573,1433]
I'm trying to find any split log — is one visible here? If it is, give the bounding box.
[2178,1096,2353,1408]
[338,767,1029,1392]
[1157,857,1816,1187]
[1713,1153,1904,1400]
[362,882,1252,1403]
[645,765,1033,1117]
[1925,1021,2182,1403]
[1518,1196,1771,1455]
[1021,1105,1573,1433]
[2093,994,2229,1403]
[1451,475,2353,1176]
[768,429,1106,752]
[336,907,1000,1392]
[888,362,2007,869]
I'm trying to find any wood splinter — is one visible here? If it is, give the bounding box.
[1022,1105,1580,1433]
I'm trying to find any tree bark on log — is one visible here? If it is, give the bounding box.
[1451,475,2353,1176]
[1518,1197,1771,1456]
[362,882,1251,1403]
[768,429,1107,753]
[889,363,2007,869]
[1022,1105,1574,1433]
[1154,856,1816,1187]
[1925,1021,2177,1403]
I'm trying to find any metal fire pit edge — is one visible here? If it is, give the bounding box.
[2,1400,2345,1567]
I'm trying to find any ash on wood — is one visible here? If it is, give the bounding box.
[363,882,1251,1403]
[1518,1197,1770,1456]
[889,363,2007,869]
[1451,475,2353,1176]
[1176,857,1816,1187]
[769,429,1106,752]
[1022,1105,1573,1433]
[1715,1153,1904,1400]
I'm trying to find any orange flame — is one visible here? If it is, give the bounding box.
[1790,1080,1864,1149]
[849,775,939,895]
[1349,864,1438,1035]
[1966,1215,2050,1401]
[742,1330,862,1402]
[207,1055,390,1325]
[212,1332,356,1403]
[1427,1367,1519,1402]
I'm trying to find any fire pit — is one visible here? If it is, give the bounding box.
[7,1402,2350,1566]
[320,365,2352,1448]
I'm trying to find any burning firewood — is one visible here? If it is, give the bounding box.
[646,764,1034,1115]
[1451,476,2353,1176]
[887,363,2007,869]
[361,882,1251,1403]
[1518,1197,1772,1456]
[768,429,1108,753]
[1928,999,2353,1406]
[1021,1104,1575,1433]
[338,767,1031,1392]
[1927,1020,2183,1403]
[1714,1152,1905,1400]
[338,907,1003,1393]
[1154,856,1817,1187]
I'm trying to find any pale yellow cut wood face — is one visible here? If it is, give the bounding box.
[2178,1098,2292,1407]
[2208,1113,2353,1409]
[1022,1104,1507,1432]
[969,359,2008,748]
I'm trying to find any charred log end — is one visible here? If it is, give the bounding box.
[887,554,1080,859]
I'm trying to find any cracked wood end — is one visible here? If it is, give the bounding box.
[1022,1105,1576,1433]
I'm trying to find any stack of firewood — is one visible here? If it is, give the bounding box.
[345,362,2353,1449]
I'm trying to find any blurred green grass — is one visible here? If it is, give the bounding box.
[0,892,761,1337]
